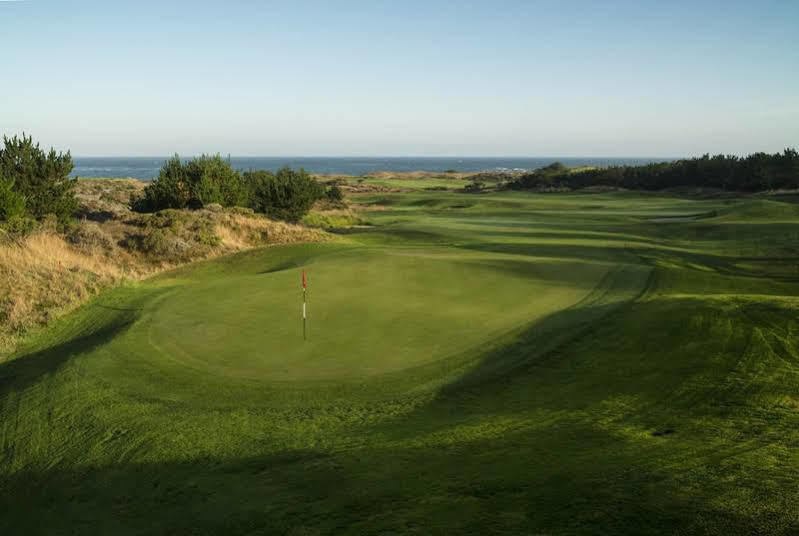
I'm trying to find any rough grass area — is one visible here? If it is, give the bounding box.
[302,206,365,229]
[0,179,329,353]
[319,171,472,193]
[4,189,799,534]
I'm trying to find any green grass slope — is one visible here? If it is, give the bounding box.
[711,199,799,222]
[2,191,799,534]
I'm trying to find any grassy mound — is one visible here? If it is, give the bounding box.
[711,199,799,222]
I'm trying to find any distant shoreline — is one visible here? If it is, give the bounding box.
[70,156,672,180]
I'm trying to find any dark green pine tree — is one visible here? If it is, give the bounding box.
[0,134,76,222]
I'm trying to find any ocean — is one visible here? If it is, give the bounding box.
[71,156,671,181]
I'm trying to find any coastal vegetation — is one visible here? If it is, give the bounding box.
[508,149,799,192]
[0,137,336,351]
[131,155,247,211]
[0,136,331,235]
[241,167,323,222]
[0,134,76,225]
[132,155,324,222]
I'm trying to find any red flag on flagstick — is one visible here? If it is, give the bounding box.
[302,269,307,289]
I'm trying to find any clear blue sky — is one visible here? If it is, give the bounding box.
[1,0,797,156]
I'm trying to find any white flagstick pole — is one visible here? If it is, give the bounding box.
[302,270,307,340]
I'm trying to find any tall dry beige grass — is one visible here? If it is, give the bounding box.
[214,212,327,250]
[0,232,124,352]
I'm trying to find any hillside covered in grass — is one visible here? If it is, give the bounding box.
[3,188,799,534]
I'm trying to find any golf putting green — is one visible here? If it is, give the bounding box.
[145,247,613,381]
[84,247,613,392]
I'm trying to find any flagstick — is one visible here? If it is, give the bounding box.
[303,288,306,340]
[302,270,307,340]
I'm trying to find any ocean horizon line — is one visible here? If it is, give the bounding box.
[72,155,678,159]
[70,156,677,180]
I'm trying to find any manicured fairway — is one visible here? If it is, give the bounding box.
[3,191,799,534]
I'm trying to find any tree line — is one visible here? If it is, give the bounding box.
[0,135,341,233]
[507,149,799,192]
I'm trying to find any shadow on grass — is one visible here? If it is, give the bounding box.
[1,421,791,535]
[257,260,301,275]
[463,228,666,248]
[459,240,799,282]
[449,257,619,291]
[0,309,136,399]
[93,304,144,312]
[436,301,626,397]
[340,226,452,244]
[460,241,640,264]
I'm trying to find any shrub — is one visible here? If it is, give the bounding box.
[540,161,568,173]
[243,167,324,222]
[0,176,26,221]
[193,224,221,247]
[132,156,189,211]
[194,172,223,207]
[66,223,116,253]
[0,134,76,222]
[464,181,484,193]
[134,155,246,212]
[140,228,172,255]
[186,155,245,207]
[326,184,344,201]
[1,215,37,239]
[227,206,255,216]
